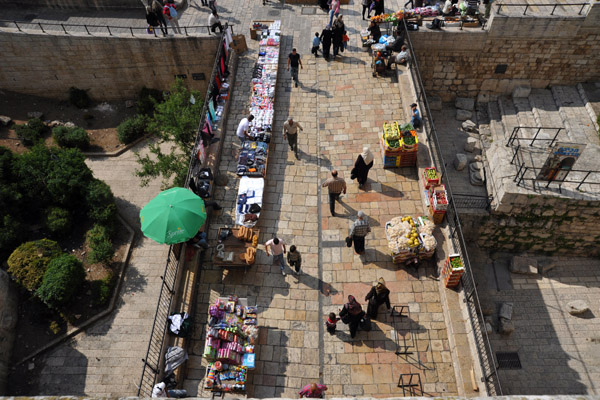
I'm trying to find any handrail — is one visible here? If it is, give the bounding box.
[0,19,233,37]
[495,2,591,15]
[402,18,503,395]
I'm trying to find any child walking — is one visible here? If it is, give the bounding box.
[325,312,340,335]
[311,32,321,57]
[342,30,349,50]
[287,245,302,275]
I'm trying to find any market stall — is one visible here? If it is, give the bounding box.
[236,176,264,227]
[203,296,259,394]
[213,227,260,271]
[380,121,418,168]
[385,215,437,264]
[424,184,448,224]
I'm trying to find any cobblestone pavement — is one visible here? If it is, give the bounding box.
[183,0,458,397]
[470,245,600,395]
[18,141,169,396]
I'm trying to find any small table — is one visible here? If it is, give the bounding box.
[212,227,260,272]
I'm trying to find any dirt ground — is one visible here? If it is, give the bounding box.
[9,217,132,367]
[0,90,137,153]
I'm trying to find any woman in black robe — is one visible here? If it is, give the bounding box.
[365,278,391,320]
[351,147,374,188]
[374,0,385,15]
[339,295,364,338]
[320,25,333,60]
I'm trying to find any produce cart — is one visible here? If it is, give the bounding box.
[203,296,258,394]
[380,122,418,168]
[213,227,260,272]
[385,215,437,264]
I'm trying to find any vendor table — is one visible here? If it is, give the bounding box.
[213,227,260,272]
[249,20,274,40]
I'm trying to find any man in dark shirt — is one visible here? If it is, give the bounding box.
[287,48,303,88]
[367,21,381,43]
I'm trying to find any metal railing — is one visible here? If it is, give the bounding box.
[506,126,564,148]
[138,243,183,397]
[0,19,223,37]
[453,193,493,210]
[495,2,591,15]
[402,18,503,395]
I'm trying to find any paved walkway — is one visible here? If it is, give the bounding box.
[23,141,169,396]
[183,0,458,397]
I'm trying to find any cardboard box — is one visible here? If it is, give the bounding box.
[231,34,248,53]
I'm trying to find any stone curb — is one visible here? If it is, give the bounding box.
[83,133,154,158]
[14,212,136,366]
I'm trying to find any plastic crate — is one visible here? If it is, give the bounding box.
[423,167,440,189]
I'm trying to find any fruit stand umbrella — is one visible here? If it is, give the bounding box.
[140,187,206,245]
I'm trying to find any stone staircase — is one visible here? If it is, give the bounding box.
[483,84,600,200]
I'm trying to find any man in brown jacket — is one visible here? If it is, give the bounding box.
[321,170,346,217]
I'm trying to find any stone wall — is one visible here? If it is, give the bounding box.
[460,194,600,256]
[0,0,140,9]
[0,32,220,101]
[410,3,600,101]
[0,270,17,395]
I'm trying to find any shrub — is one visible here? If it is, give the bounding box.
[137,87,164,116]
[7,239,63,292]
[91,271,115,306]
[86,224,114,265]
[117,115,149,144]
[15,118,46,147]
[52,126,90,150]
[0,215,25,262]
[69,87,91,109]
[86,179,117,227]
[36,254,85,308]
[46,207,72,237]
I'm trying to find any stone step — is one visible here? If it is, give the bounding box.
[577,83,600,134]
[487,100,504,144]
[497,96,519,142]
[512,96,539,140]
[552,85,600,146]
[529,88,566,142]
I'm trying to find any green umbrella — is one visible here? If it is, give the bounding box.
[140,187,207,245]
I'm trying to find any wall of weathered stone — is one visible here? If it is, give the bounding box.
[460,194,600,256]
[0,270,18,395]
[0,32,220,101]
[0,0,140,9]
[410,3,600,101]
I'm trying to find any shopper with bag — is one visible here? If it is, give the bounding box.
[339,295,364,338]
[365,278,391,320]
[163,2,182,34]
[349,210,371,254]
[351,147,374,188]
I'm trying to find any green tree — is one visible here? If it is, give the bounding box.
[36,254,85,308]
[45,207,72,237]
[135,78,203,188]
[86,179,117,228]
[7,239,63,292]
[86,224,114,265]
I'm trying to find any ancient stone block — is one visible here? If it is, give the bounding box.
[0,116,11,126]
[454,153,468,171]
[567,300,590,315]
[499,302,513,320]
[512,85,531,98]
[498,318,514,335]
[455,97,475,111]
[465,137,478,153]
[428,95,442,111]
[456,109,472,121]
[510,256,538,275]
[462,120,478,132]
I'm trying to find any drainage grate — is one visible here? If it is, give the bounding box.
[301,7,317,15]
[268,10,281,16]
[496,352,522,369]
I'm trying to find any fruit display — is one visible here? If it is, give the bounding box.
[425,168,438,180]
[370,10,404,23]
[385,215,437,262]
[424,167,440,188]
[443,254,465,288]
[449,255,463,270]
[384,121,401,141]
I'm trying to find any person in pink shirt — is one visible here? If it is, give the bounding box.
[299,383,328,398]
[265,237,287,276]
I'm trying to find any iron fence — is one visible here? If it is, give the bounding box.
[495,2,591,15]
[453,193,493,210]
[402,18,503,395]
[138,243,183,397]
[0,19,222,37]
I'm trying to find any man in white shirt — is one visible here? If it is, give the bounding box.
[152,382,187,398]
[265,237,287,276]
[388,45,410,67]
[236,114,254,144]
[208,11,223,34]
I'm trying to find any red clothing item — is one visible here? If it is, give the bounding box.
[299,384,327,398]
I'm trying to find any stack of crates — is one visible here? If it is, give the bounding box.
[428,184,447,224]
[380,122,419,168]
[443,254,464,288]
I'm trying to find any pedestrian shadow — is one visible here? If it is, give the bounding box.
[295,272,339,297]
[338,55,367,65]
[297,81,333,98]
[360,247,395,268]
[297,148,333,169]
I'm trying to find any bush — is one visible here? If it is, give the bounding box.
[36,254,85,308]
[52,126,90,150]
[0,215,25,262]
[86,179,117,227]
[7,239,63,292]
[15,118,46,147]
[117,115,149,145]
[69,87,91,109]
[46,207,72,237]
[86,224,114,265]
[137,87,164,116]
[91,271,115,306]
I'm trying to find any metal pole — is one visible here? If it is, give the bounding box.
[107,25,112,36]
[85,24,91,35]
[38,22,45,33]
[551,4,557,15]
[61,23,67,34]
[579,3,585,14]
[14,21,21,31]
[185,26,189,36]
[530,127,541,146]
[523,4,528,15]
[130,27,134,36]
[549,128,561,147]
[576,171,591,191]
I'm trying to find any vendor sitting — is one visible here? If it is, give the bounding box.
[385,31,405,53]
[367,21,382,43]
[387,45,410,68]
[442,0,458,15]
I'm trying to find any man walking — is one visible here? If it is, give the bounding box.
[321,170,346,217]
[350,210,371,255]
[287,48,303,88]
[283,116,303,158]
[236,114,254,144]
[265,237,288,276]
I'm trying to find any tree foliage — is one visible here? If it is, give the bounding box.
[36,254,85,308]
[135,78,203,189]
[7,239,63,292]
[52,126,90,150]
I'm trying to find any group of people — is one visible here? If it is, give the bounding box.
[145,0,223,36]
[311,14,348,62]
[328,279,392,337]
[361,0,386,20]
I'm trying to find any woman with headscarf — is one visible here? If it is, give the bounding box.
[339,295,365,338]
[351,147,374,188]
[332,17,345,58]
[320,25,333,60]
[365,278,391,320]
